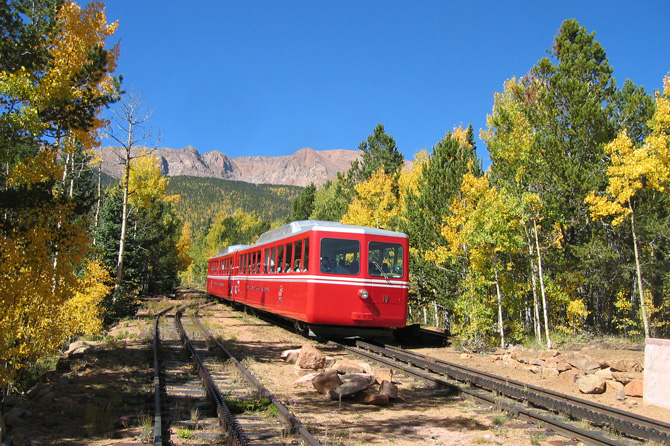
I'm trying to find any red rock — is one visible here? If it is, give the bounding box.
[624,379,644,397]
[356,392,389,405]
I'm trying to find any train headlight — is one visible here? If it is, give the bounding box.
[359,289,369,299]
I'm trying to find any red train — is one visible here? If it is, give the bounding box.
[207,220,409,337]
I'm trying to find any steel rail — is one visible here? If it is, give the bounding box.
[152,306,173,446]
[341,343,635,446]
[190,311,323,446]
[175,305,249,446]
[363,342,670,445]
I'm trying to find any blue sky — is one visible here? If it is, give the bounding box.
[103,1,670,166]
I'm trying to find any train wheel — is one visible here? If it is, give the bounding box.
[294,320,308,334]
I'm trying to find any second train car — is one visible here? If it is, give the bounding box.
[207,220,409,337]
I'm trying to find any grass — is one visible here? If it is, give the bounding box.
[137,413,153,441]
[223,397,272,414]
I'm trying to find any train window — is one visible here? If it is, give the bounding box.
[263,249,270,273]
[277,245,284,273]
[270,247,276,272]
[320,238,360,275]
[285,242,293,273]
[255,250,261,274]
[293,240,302,272]
[368,241,404,278]
[303,238,309,272]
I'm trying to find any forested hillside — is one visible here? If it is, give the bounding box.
[167,176,302,236]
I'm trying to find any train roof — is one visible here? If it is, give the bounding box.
[211,244,251,259]
[209,221,407,259]
[256,220,407,246]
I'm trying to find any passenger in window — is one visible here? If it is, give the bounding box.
[329,259,337,271]
[293,259,301,272]
[335,259,349,274]
[320,257,332,273]
[349,260,359,274]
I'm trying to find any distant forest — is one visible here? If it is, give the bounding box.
[166,176,302,236]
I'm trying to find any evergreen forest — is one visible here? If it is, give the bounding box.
[1,0,668,392]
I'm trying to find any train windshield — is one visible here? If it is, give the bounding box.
[320,238,360,275]
[368,241,404,278]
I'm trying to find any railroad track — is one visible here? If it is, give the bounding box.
[153,304,322,446]
[343,340,670,446]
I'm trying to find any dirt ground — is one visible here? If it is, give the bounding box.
[2,299,668,446]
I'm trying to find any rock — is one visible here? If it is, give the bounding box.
[55,358,71,372]
[355,392,389,405]
[374,368,393,385]
[379,380,399,399]
[460,353,471,359]
[493,348,507,356]
[280,349,301,364]
[624,379,644,397]
[328,374,375,398]
[611,372,640,385]
[296,344,326,370]
[2,394,21,407]
[333,359,370,374]
[555,361,572,372]
[541,367,559,378]
[4,407,30,429]
[594,367,613,380]
[292,372,320,386]
[567,353,604,374]
[606,380,625,400]
[623,359,643,372]
[64,340,95,358]
[312,370,343,394]
[578,375,606,394]
[607,359,627,372]
[538,350,559,360]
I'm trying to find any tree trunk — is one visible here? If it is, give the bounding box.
[527,231,542,343]
[493,260,505,348]
[630,205,650,338]
[534,219,552,349]
[114,130,134,299]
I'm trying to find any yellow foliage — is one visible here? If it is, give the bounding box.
[126,152,169,208]
[341,167,399,229]
[0,204,105,386]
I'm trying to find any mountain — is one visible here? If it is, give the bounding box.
[98,146,360,187]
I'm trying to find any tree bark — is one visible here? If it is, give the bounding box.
[630,203,650,338]
[534,219,552,349]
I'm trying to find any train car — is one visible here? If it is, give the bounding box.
[207,220,409,337]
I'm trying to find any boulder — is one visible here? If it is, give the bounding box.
[374,368,394,385]
[355,392,389,405]
[578,375,606,394]
[328,374,375,399]
[312,370,343,394]
[333,359,371,374]
[379,380,399,399]
[280,349,301,364]
[296,345,326,370]
[624,379,644,397]
[292,372,320,387]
